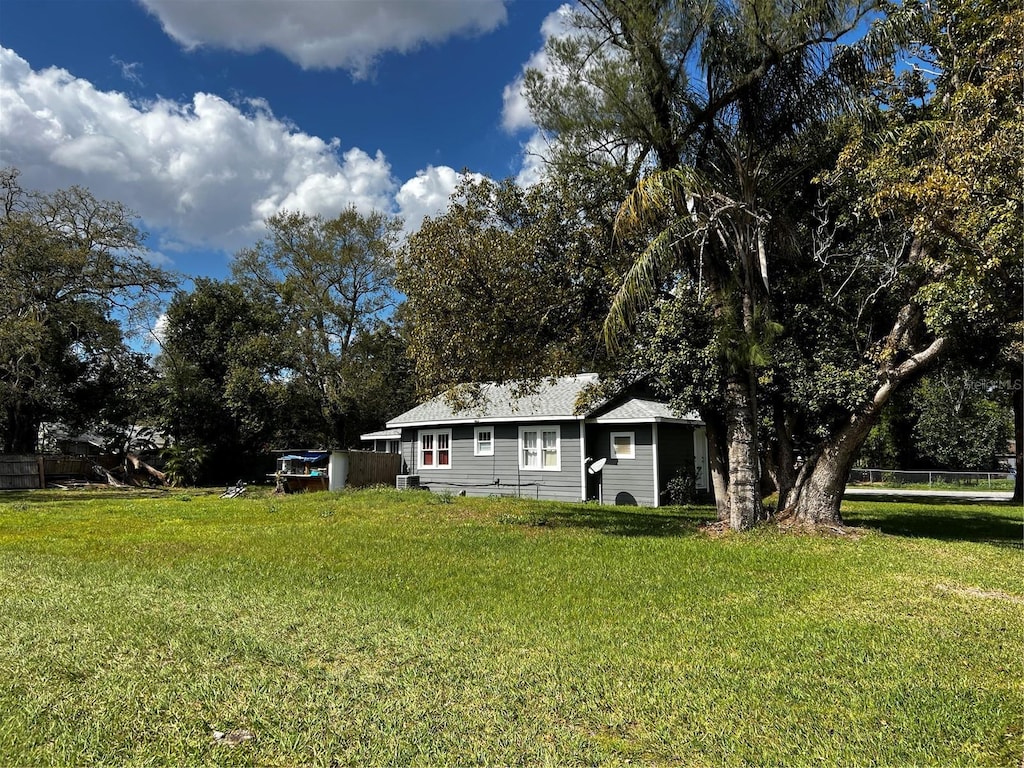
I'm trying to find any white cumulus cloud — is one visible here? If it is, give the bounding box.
[501,4,581,186]
[395,165,483,235]
[0,46,406,254]
[501,3,575,133]
[515,133,556,189]
[138,0,509,76]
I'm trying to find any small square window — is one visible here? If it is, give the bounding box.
[611,431,635,460]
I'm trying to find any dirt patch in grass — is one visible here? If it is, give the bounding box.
[699,514,871,539]
[936,584,1024,605]
[774,513,871,539]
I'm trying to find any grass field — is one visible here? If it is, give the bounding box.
[0,487,1021,766]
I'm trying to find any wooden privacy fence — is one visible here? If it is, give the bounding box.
[346,450,402,488]
[0,454,105,489]
[0,455,44,489]
[43,455,96,479]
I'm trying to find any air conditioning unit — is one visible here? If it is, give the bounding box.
[396,474,420,490]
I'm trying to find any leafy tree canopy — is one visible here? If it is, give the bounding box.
[398,176,625,399]
[156,277,289,482]
[0,168,176,453]
[231,207,402,444]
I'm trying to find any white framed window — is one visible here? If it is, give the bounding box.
[474,427,494,456]
[519,425,560,471]
[611,431,635,460]
[387,440,400,454]
[419,429,451,469]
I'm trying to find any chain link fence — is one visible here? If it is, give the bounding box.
[849,468,1016,491]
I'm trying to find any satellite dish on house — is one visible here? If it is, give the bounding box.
[588,457,607,474]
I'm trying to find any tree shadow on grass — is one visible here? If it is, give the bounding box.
[842,500,1024,549]
[502,504,717,538]
[0,488,174,506]
[521,499,1024,546]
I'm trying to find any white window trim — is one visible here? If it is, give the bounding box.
[611,431,636,460]
[474,426,494,456]
[418,429,452,470]
[519,425,561,471]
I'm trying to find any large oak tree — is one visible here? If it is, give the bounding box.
[786,0,1023,520]
[231,207,402,445]
[0,168,175,453]
[398,176,623,398]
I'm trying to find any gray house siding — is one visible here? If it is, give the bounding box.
[399,421,585,502]
[585,423,659,507]
[398,428,415,475]
[385,374,710,508]
[656,423,698,503]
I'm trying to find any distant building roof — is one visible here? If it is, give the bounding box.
[37,423,167,453]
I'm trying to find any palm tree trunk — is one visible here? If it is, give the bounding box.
[1012,372,1023,503]
[769,405,798,512]
[724,372,763,529]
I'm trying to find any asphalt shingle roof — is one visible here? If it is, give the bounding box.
[387,374,601,426]
[387,374,704,427]
[592,398,701,423]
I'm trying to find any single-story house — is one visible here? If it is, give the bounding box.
[384,373,710,507]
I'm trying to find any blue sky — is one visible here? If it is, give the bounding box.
[0,0,567,282]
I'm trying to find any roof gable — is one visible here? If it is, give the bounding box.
[589,397,701,424]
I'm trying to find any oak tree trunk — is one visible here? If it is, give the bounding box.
[788,307,948,525]
[703,411,730,520]
[788,414,876,525]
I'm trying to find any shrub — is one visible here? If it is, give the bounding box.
[666,466,698,505]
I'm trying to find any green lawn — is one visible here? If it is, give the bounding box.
[0,487,1020,766]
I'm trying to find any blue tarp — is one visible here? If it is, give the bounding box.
[281,452,329,462]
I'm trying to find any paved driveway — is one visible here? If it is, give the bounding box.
[844,487,1016,503]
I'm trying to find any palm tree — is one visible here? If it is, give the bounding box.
[599,0,882,529]
[608,147,782,529]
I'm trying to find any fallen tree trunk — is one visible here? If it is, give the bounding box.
[126,453,168,485]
